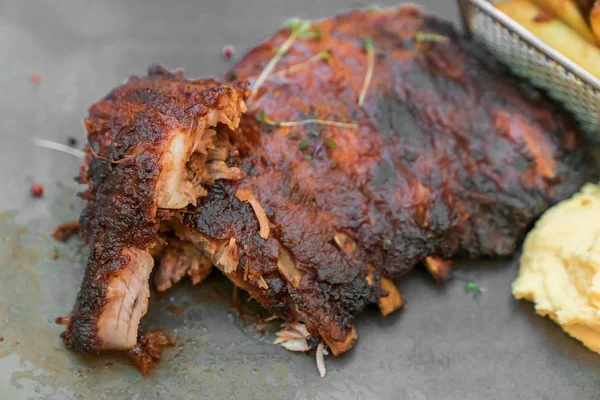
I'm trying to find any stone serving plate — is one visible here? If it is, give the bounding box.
[1,0,598,398]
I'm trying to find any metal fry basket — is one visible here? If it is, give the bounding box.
[458,0,600,140]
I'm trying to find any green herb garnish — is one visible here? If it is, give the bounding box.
[257,110,267,123]
[256,112,357,129]
[286,19,320,39]
[32,138,85,159]
[285,18,300,29]
[363,37,374,52]
[285,18,307,31]
[304,154,313,160]
[414,32,449,43]
[320,49,332,62]
[275,47,290,57]
[272,50,332,78]
[358,36,375,106]
[300,26,321,40]
[465,281,485,297]
[324,138,338,149]
[299,139,309,150]
[249,19,321,101]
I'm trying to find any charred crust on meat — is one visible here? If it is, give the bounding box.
[63,7,586,360]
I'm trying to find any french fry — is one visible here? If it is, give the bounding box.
[531,0,598,43]
[592,1,600,44]
[495,0,600,79]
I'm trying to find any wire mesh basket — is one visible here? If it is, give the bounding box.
[458,0,600,141]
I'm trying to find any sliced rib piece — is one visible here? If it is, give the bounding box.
[62,66,246,352]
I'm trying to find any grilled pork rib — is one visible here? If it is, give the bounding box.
[61,66,247,352]
[62,7,585,360]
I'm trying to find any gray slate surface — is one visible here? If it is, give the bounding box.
[0,0,598,399]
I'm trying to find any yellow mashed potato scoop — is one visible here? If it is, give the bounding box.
[513,183,600,354]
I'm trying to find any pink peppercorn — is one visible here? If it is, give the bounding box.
[222,45,234,59]
[31,183,44,197]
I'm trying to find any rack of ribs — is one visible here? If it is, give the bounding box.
[59,6,586,365]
